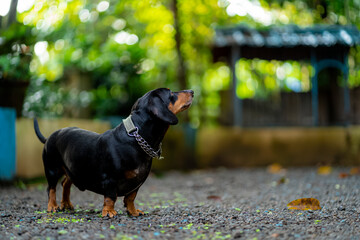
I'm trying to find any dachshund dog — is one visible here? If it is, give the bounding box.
[34,88,193,217]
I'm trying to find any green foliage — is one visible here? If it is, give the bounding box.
[20,0,171,117]
[8,0,360,124]
[236,59,312,99]
[0,54,31,81]
[0,22,34,81]
[24,77,70,118]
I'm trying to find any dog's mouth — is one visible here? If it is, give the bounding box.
[181,100,192,110]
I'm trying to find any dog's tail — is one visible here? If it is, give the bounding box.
[34,117,47,144]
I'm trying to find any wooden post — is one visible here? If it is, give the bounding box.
[231,45,242,127]
[311,50,319,126]
[343,51,350,125]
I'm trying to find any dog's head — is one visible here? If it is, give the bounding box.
[131,88,194,125]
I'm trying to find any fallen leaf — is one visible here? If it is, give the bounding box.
[207,195,221,201]
[287,198,321,211]
[317,165,332,175]
[267,163,285,174]
[350,167,360,175]
[339,172,349,178]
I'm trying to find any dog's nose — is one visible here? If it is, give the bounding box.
[186,90,194,97]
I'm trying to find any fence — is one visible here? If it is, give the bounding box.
[220,86,360,127]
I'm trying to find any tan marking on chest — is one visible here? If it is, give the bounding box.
[125,169,140,179]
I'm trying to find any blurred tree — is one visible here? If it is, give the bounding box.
[266,0,360,27]
[7,0,18,27]
[5,0,358,126]
[18,0,238,122]
[0,0,35,115]
[172,0,187,91]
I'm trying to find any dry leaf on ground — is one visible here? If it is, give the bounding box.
[339,172,349,178]
[207,195,221,201]
[317,166,332,175]
[267,163,285,174]
[350,167,360,175]
[287,198,322,211]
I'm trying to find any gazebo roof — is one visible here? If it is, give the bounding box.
[215,24,360,48]
[213,24,360,61]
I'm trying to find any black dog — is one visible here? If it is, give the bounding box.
[34,88,193,217]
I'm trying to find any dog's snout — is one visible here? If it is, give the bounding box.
[184,90,194,97]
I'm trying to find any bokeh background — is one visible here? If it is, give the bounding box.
[0,0,360,180]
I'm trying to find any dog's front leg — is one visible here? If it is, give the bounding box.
[101,180,118,217]
[124,190,144,217]
[102,196,117,218]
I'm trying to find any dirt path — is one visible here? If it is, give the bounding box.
[1,167,359,239]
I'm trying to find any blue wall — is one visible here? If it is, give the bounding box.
[0,107,16,180]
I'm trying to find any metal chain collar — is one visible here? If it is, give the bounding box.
[128,128,163,160]
[123,116,163,160]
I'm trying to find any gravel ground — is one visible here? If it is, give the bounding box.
[1,167,360,240]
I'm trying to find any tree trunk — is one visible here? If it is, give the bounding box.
[171,0,196,169]
[7,0,18,27]
[171,0,187,91]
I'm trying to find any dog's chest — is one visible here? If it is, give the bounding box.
[116,161,152,196]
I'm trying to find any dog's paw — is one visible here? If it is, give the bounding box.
[102,209,117,218]
[47,204,60,213]
[60,201,74,211]
[128,209,144,217]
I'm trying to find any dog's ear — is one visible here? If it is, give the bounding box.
[131,91,152,112]
[131,98,140,112]
[149,95,178,125]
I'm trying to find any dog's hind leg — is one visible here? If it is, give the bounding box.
[43,149,64,213]
[46,178,62,213]
[60,175,74,211]
[47,187,59,212]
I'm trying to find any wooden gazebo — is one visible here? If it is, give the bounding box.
[212,25,360,126]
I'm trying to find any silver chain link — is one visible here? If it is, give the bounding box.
[127,127,163,159]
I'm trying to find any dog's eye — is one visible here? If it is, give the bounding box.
[170,94,176,103]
